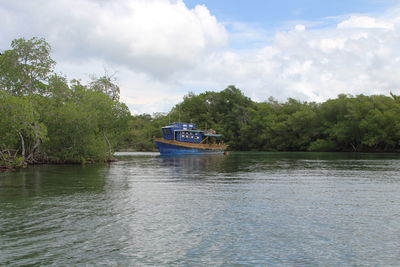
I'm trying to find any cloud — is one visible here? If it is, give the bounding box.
[295,24,306,31]
[2,1,400,114]
[0,0,228,113]
[0,0,228,79]
[178,12,400,103]
[337,15,394,29]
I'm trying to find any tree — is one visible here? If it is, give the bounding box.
[125,114,158,151]
[89,72,120,101]
[0,37,55,96]
[0,92,47,166]
[0,37,132,167]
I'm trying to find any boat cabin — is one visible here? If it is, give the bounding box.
[161,123,222,144]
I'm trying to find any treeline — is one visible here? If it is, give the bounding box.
[127,86,400,152]
[0,37,131,169]
[2,38,399,169]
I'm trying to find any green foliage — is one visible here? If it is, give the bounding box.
[316,94,400,151]
[0,92,36,149]
[38,83,130,163]
[125,90,400,153]
[308,139,337,152]
[165,86,253,150]
[124,114,158,151]
[89,73,121,101]
[0,92,47,163]
[0,37,55,96]
[0,154,26,169]
[2,37,400,164]
[0,37,131,167]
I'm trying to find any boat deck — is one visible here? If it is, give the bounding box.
[154,138,227,151]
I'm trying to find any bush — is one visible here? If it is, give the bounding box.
[308,139,337,152]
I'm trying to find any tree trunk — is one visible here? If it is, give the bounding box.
[350,142,358,152]
[18,131,25,158]
[26,138,41,163]
[103,132,112,159]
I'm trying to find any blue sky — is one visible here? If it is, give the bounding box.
[2,0,400,114]
[184,0,395,27]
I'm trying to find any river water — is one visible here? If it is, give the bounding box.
[1,152,400,266]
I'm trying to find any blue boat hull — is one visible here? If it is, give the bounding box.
[155,140,225,155]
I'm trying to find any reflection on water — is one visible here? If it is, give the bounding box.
[1,152,400,266]
[0,164,107,199]
[159,154,228,173]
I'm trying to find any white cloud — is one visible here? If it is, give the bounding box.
[0,0,228,79]
[295,24,306,31]
[2,0,400,114]
[337,15,394,30]
[177,11,400,103]
[0,0,228,113]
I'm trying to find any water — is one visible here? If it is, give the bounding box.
[1,152,400,266]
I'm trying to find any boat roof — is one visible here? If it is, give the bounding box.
[204,134,223,137]
[162,123,223,137]
[162,123,196,129]
[174,129,204,133]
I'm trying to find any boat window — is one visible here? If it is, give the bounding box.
[163,128,172,135]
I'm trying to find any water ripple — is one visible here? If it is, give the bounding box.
[1,152,400,266]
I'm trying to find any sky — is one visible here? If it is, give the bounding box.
[1,0,400,114]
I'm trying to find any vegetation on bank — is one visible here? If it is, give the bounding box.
[1,37,399,169]
[0,37,131,169]
[127,87,400,153]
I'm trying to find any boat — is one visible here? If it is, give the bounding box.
[154,123,228,155]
